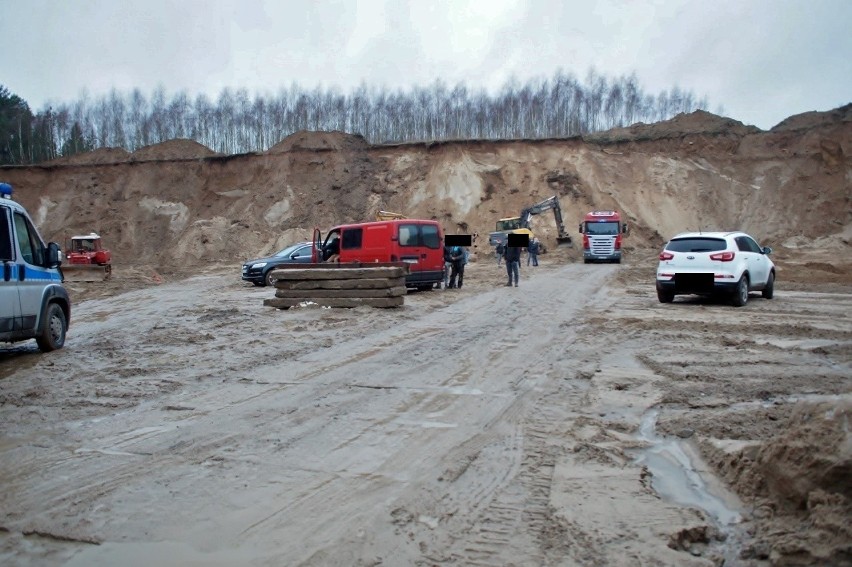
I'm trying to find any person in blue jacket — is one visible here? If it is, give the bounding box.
[448,245,466,289]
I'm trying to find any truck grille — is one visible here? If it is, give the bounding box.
[589,238,615,256]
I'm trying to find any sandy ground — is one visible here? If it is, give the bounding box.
[1,249,850,566]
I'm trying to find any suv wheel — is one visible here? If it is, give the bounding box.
[732,275,749,307]
[36,303,67,352]
[265,270,277,287]
[657,288,674,303]
[762,272,775,299]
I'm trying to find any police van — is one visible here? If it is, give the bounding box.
[0,182,70,351]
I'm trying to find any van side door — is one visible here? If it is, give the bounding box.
[0,204,22,335]
[11,210,50,333]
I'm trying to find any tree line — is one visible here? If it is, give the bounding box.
[1,69,712,165]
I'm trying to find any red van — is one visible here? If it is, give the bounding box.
[313,219,445,290]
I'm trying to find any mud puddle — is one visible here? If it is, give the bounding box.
[634,410,746,559]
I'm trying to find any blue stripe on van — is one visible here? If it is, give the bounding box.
[14,265,62,282]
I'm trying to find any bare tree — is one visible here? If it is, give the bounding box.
[16,67,714,163]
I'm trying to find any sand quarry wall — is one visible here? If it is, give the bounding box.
[0,107,849,272]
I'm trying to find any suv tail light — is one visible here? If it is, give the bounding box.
[659,251,674,261]
[709,251,736,262]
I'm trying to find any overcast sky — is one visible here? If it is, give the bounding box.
[2,0,850,130]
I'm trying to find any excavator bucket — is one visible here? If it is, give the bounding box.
[62,264,112,282]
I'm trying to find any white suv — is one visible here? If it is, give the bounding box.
[656,231,776,307]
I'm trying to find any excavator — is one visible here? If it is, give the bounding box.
[488,195,572,250]
[62,233,112,281]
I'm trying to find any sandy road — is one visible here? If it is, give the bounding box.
[1,257,850,566]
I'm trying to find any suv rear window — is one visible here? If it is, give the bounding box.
[666,238,727,253]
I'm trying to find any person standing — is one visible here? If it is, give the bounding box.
[448,245,466,289]
[503,242,521,287]
[527,237,540,267]
[495,242,504,266]
[442,244,453,289]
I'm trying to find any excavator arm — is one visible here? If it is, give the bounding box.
[519,196,572,244]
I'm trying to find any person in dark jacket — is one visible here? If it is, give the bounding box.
[527,237,540,266]
[323,235,340,262]
[495,242,505,266]
[442,245,452,289]
[448,245,466,289]
[503,243,521,286]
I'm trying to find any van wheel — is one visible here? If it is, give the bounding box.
[36,303,67,352]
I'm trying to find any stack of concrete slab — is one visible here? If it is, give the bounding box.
[263,262,409,309]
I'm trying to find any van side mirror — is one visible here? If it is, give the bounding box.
[46,242,62,268]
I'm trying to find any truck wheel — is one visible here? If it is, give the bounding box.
[36,303,67,352]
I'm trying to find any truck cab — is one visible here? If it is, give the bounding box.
[0,182,70,351]
[579,210,629,263]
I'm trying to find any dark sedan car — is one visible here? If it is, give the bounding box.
[241,241,314,286]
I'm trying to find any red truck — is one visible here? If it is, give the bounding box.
[578,211,629,263]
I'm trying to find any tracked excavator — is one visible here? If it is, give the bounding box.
[62,233,112,281]
[488,195,572,251]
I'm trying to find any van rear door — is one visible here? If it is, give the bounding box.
[12,209,50,333]
[0,204,23,337]
[397,221,443,286]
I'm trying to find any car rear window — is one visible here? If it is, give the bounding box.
[665,238,727,253]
